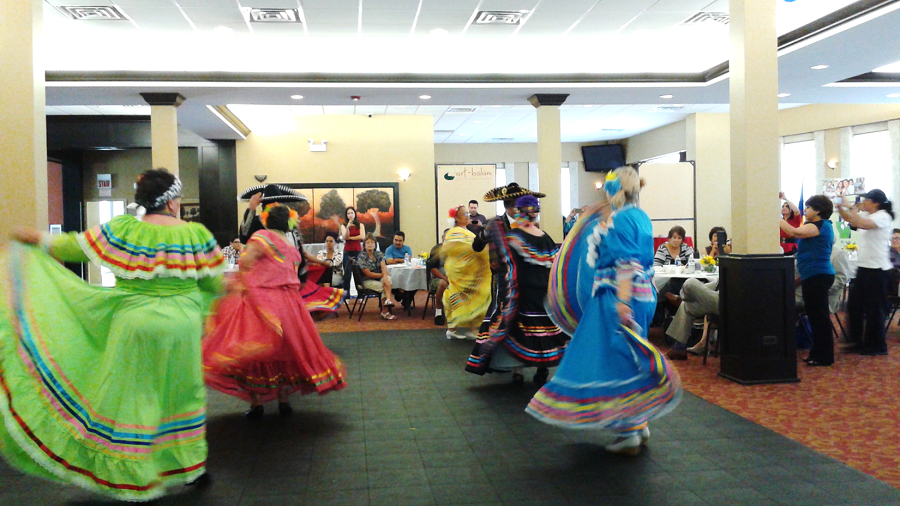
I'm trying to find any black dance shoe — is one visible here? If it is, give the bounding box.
[512,373,525,386]
[278,402,293,416]
[245,405,264,419]
[533,367,549,386]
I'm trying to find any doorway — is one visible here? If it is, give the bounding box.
[84,200,126,286]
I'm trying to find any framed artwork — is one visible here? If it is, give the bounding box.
[283,183,400,247]
[180,199,201,222]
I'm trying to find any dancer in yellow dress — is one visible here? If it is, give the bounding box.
[441,206,491,340]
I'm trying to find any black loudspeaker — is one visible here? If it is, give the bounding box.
[718,255,799,385]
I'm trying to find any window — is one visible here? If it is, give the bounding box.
[851,130,892,200]
[780,140,816,206]
[561,167,571,217]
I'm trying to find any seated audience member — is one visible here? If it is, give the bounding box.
[357,233,399,320]
[222,236,243,264]
[384,231,413,265]
[779,192,802,255]
[384,231,415,309]
[704,226,732,258]
[891,228,900,270]
[654,225,694,266]
[316,231,343,287]
[665,277,719,360]
[428,230,450,325]
[466,200,488,234]
[652,225,694,326]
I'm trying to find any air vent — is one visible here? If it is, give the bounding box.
[492,138,515,142]
[680,12,729,26]
[434,130,455,134]
[475,10,528,25]
[446,107,476,113]
[244,8,301,23]
[56,6,127,20]
[649,106,684,113]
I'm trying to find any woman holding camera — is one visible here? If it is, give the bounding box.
[838,189,894,356]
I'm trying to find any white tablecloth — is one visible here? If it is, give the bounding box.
[387,264,428,292]
[652,268,718,291]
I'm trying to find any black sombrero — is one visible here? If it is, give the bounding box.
[483,182,546,202]
[239,184,308,204]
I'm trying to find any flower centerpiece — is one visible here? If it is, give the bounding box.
[699,255,717,273]
[844,243,858,252]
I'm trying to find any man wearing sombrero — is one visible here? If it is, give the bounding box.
[470,182,551,383]
[239,184,309,244]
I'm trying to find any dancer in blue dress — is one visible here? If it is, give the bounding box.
[526,167,682,456]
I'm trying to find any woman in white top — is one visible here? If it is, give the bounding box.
[837,189,894,356]
[316,231,343,287]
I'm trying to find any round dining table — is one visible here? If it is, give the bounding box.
[652,266,718,291]
[386,263,428,292]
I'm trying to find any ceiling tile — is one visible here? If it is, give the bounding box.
[180,7,246,24]
[414,10,475,25]
[564,10,638,35]
[239,0,298,7]
[385,106,415,114]
[354,105,387,114]
[414,105,449,116]
[291,105,326,115]
[364,0,422,10]
[302,8,360,24]
[302,0,359,9]
[618,11,689,32]
[362,9,418,24]
[647,0,713,14]
[420,0,481,11]
[249,23,306,36]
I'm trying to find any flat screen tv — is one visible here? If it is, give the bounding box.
[582,144,625,172]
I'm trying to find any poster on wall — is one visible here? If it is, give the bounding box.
[822,177,865,243]
[435,164,496,240]
[284,183,399,249]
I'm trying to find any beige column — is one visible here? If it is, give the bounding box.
[0,0,47,238]
[140,93,185,175]
[529,94,568,240]
[729,0,780,254]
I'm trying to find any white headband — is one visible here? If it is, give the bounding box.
[150,178,182,209]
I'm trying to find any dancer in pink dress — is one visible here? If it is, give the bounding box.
[203,204,347,418]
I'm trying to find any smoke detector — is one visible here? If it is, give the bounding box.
[475,11,528,24]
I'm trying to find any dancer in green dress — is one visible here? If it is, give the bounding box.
[0,169,224,501]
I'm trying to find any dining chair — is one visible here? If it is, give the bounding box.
[348,260,383,321]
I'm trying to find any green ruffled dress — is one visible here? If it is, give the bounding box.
[0,215,224,502]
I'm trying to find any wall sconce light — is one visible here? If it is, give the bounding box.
[254,174,267,183]
[826,159,839,170]
[398,168,412,181]
[595,181,603,190]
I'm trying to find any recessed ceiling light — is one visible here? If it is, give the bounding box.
[290,94,303,100]
[213,26,234,35]
[659,94,674,99]
[419,95,431,100]
[811,64,829,70]
[429,28,448,36]
[777,93,791,98]
[888,93,900,98]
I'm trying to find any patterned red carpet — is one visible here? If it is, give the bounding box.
[318,294,900,489]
